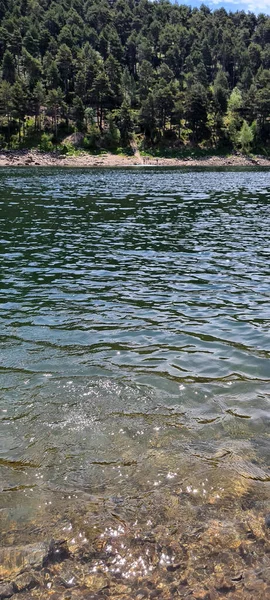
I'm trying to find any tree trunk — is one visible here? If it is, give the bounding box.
[100,104,103,132]
[7,114,10,148]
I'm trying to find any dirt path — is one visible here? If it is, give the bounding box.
[130,139,144,164]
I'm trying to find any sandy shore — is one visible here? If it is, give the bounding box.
[0,149,269,168]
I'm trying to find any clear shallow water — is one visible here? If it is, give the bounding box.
[0,167,270,596]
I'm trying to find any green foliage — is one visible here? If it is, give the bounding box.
[103,116,120,148]
[2,50,15,84]
[213,70,229,114]
[117,100,134,143]
[139,93,157,142]
[0,80,13,117]
[72,96,85,128]
[59,142,81,155]
[224,88,243,147]
[185,83,209,142]
[238,120,254,153]
[227,88,243,112]
[39,132,53,151]
[0,0,268,151]
[9,134,20,149]
[82,125,101,150]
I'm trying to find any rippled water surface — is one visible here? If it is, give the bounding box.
[0,167,270,598]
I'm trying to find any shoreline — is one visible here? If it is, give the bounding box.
[0,149,270,168]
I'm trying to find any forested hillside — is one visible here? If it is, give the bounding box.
[0,0,269,153]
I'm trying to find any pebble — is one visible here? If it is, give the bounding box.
[13,572,39,592]
[84,574,109,592]
[265,514,270,528]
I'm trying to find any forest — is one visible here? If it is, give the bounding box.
[0,0,269,155]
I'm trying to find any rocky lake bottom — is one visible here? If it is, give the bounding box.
[1,167,270,599]
[1,462,270,600]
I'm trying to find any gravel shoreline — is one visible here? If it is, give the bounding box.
[0,150,269,168]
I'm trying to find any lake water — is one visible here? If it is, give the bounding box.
[0,167,270,598]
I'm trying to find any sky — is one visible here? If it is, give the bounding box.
[177,0,270,15]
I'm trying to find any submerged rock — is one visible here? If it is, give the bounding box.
[0,473,270,600]
[0,539,70,582]
[84,573,110,591]
[13,572,40,593]
[0,584,14,599]
[0,542,48,580]
[43,539,70,565]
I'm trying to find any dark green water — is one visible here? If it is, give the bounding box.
[0,167,270,596]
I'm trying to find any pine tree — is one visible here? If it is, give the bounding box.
[238,120,254,153]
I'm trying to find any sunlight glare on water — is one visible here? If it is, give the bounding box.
[0,167,270,598]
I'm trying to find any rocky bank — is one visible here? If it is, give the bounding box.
[0,150,269,168]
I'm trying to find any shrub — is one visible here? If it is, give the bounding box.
[102,118,120,149]
[9,134,19,149]
[238,120,254,153]
[39,133,53,152]
[82,125,101,150]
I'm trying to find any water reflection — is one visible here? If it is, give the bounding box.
[0,167,270,597]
